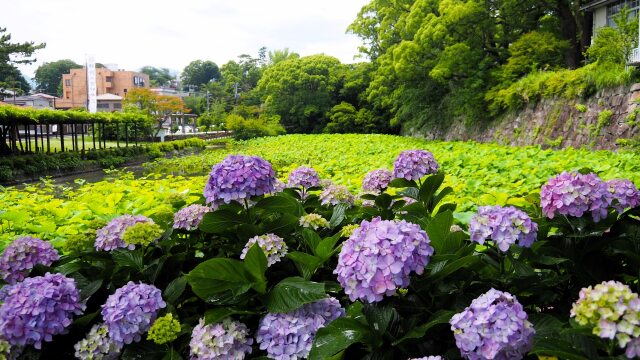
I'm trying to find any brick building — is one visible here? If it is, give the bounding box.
[57,67,149,109]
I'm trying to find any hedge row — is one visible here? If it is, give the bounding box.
[0,105,152,125]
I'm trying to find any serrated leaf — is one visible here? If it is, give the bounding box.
[199,210,245,233]
[287,251,323,280]
[256,194,303,216]
[163,276,188,305]
[112,249,144,270]
[392,310,454,345]
[309,318,378,360]
[329,204,347,228]
[265,277,326,313]
[244,243,268,294]
[389,178,417,188]
[204,307,256,325]
[187,258,252,303]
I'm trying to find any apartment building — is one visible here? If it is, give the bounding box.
[57,67,149,109]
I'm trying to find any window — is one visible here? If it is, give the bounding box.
[97,103,110,109]
[113,103,122,109]
[65,79,71,86]
[65,91,70,99]
[106,76,113,82]
[607,0,639,27]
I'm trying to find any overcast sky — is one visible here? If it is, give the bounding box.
[2,0,370,79]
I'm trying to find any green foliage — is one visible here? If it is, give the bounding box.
[224,113,285,140]
[0,104,153,125]
[139,66,174,87]
[500,31,569,82]
[0,26,45,92]
[34,59,82,96]
[181,60,220,87]
[575,104,587,113]
[122,222,164,247]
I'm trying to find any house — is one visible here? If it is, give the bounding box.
[582,0,640,64]
[56,66,149,109]
[4,94,56,109]
[96,93,123,112]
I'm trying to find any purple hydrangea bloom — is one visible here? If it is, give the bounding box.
[469,205,538,252]
[319,184,355,207]
[627,337,640,358]
[450,288,535,360]
[174,204,212,231]
[95,215,154,251]
[288,166,321,189]
[362,169,393,193]
[256,297,344,360]
[189,318,253,359]
[204,155,276,206]
[608,179,640,214]
[0,236,59,284]
[540,171,613,222]
[101,282,166,345]
[0,273,85,349]
[335,217,434,303]
[393,150,439,181]
[273,179,287,193]
[240,234,288,267]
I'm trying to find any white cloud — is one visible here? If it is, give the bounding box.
[1,0,370,78]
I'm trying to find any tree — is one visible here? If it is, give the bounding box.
[180,60,220,88]
[34,59,82,96]
[123,88,189,136]
[268,48,300,65]
[0,27,45,92]
[258,54,346,133]
[140,66,174,87]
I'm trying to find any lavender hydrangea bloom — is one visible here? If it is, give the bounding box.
[540,171,613,222]
[362,169,393,193]
[101,282,166,345]
[288,166,321,189]
[469,206,538,252]
[256,297,344,360]
[74,323,122,360]
[189,318,253,359]
[627,338,640,358]
[319,184,355,207]
[273,179,287,193]
[0,236,59,284]
[335,217,434,303]
[95,215,154,251]
[204,155,276,206]
[608,179,640,213]
[0,273,85,349]
[450,289,535,360]
[393,150,439,181]
[174,204,212,231]
[240,234,288,267]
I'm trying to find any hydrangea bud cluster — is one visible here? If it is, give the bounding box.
[122,222,164,247]
[256,297,344,359]
[362,169,393,193]
[288,166,321,189]
[101,282,166,345]
[450,288,535,360]
[189,318,253,359]
[319,184,355,207]
[540,171,613,222]
[240,234,288,267]
[0,236,59,284]
[0,338,15,360]
[570,281,640,349]
[173,204,211,231]
[74,323,122,360]
[204,155,275,206]
[95,215,154,251]
[0,273,85,349]
[299,213,330,230]
[335,217,434,303]
[607,179,640,214]
[469,205,538,252]
[393,150,439,181]
[339,224,359,238]
[147,313,181,345]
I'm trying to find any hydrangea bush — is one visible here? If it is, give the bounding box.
[2,152,639,359]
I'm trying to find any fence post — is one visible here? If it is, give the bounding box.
[46,124,50,153]
[60,123,65,152]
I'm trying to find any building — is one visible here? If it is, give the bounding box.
[96,93,123,112]
[56,67,149,109]
[3,93,56,109]
[582,0,640,64]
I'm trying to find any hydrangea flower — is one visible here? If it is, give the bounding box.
[0,236,59,284]
[101,282,166,345]
[469,205,538,252]
[147,313,181,345]
[122,222,164,247]
[410,357,443,360]
[74,323,122,360]
[450,288,535,360]
[540,171,613,222]
[189,318,253,359]
[299,213,330,230]
[608,179,640,214]
[319,184,355,207]
[273,179,287,193]
[0,273,85,349]
[626,337,640,358]
[204,155,276,206]
[570,280,640,349]
[173,204,212,231]
[335,217,434,303]
[362,169,393,193]
[393,150,439,181]
[339,224,359,238]
[256,297,344,360]
[95,215,154,251]
[240,234,288,267]
[288,166,321,189]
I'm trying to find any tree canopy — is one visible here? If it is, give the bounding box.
[34,59,81,96]
[0,27,45,93]
[180,60,221,88]
[140,66,174,87]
